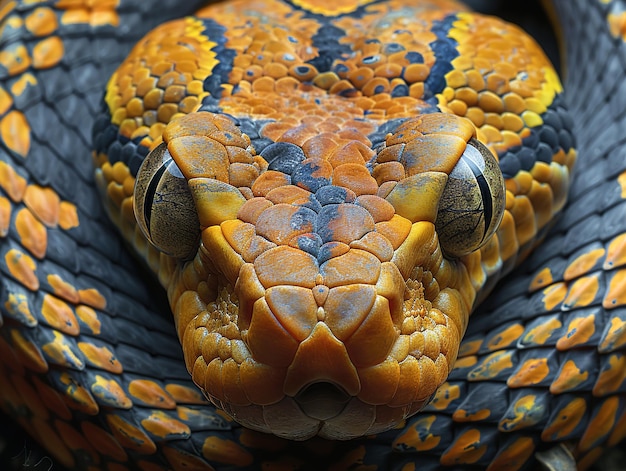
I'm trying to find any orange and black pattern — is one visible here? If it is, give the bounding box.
[0,0,626,470]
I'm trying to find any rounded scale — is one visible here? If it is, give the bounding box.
[435,138,506,258]
[134,142,201,259]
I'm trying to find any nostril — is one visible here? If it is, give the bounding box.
[294,382,351,421]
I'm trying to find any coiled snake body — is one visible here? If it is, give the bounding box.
[0,0,625,469]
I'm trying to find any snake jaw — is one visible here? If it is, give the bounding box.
[143,111,498,440]
[171,213,470,440]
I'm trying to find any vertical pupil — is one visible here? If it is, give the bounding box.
[143,162,170,238]
[462,147,492,243]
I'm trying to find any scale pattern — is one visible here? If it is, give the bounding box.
[0,0,624,470]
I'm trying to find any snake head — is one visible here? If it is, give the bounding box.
[133,110,505,440]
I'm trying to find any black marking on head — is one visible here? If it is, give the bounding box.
[316,204,340,244]
[297,233,323,257]
[281,0,386,19]
[425,14,460,99]
[197,18,237,109]
[292,161,331,192]
[291,206,319,232]
[309,24,352,72]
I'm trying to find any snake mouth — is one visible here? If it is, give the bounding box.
[294,382,351,421]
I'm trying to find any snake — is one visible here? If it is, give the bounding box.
[1,0,625,469]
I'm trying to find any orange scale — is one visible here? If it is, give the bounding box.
[15,207,47,259]
[254,245,318,289]
[24,7,57,36]
[602,268,626,309]
[41,294,79,336]
[375,62,403,79]
[317,121,342,134]
[163,84,186,103]
[1,110,31,157]
[355,195,395,223]
[484,112,504,129]
[404,63,430,83]
[299,115,326,127]
[263,61,288,79]
[265,185,312,205]
[143,88,163,110]
[329,79,359,96]
[251,76,276,93]
[329,141,374,167]
[0,196,10,236]
[5,247,39,291]
[168,135,229,180]
[301,135,339,160]
[250,171,291,198]
[128,379,176,409]
[255,204,314,246]
[282,124,325,147]
[90,374,133,409]
[156,102,180,123]
[332,163,378,196]
[350,231,394,262]
[75,305,101,336]
[321,249,381,288]
[178,95,199,114]
[78,342,122,374]
[157,70,183,88]
[347,66,375,88]
[387,104,411,117]
[229,162,260,188]
[313,71,340,89]
[288,63,318,81]
[173,59,198,75]
[605,233,626,269]
[164,383,205,404]
[0,161,27,202]
[486,73,510,95]
[32,36,65,69]
[577,397,619,453]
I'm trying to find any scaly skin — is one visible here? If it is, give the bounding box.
[1,0,624,470]
[93,0,571,442]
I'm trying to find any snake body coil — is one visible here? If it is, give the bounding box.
[0,0,625,469]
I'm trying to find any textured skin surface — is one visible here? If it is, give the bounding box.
[0,0,625,470]
[93,0,573,444]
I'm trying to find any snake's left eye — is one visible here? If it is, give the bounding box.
[436,138,505,258]
[134,142,200,259]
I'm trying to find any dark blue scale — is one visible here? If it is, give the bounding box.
[261,141,306,174]
[296,233,323,258]
[500,388,552,431]
[499,95,575,179]
[452,381,510,423]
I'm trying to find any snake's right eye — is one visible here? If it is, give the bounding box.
[134,142,201,259]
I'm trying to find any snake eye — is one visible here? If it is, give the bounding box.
[436,138,505,258]
[134,142,200,259]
